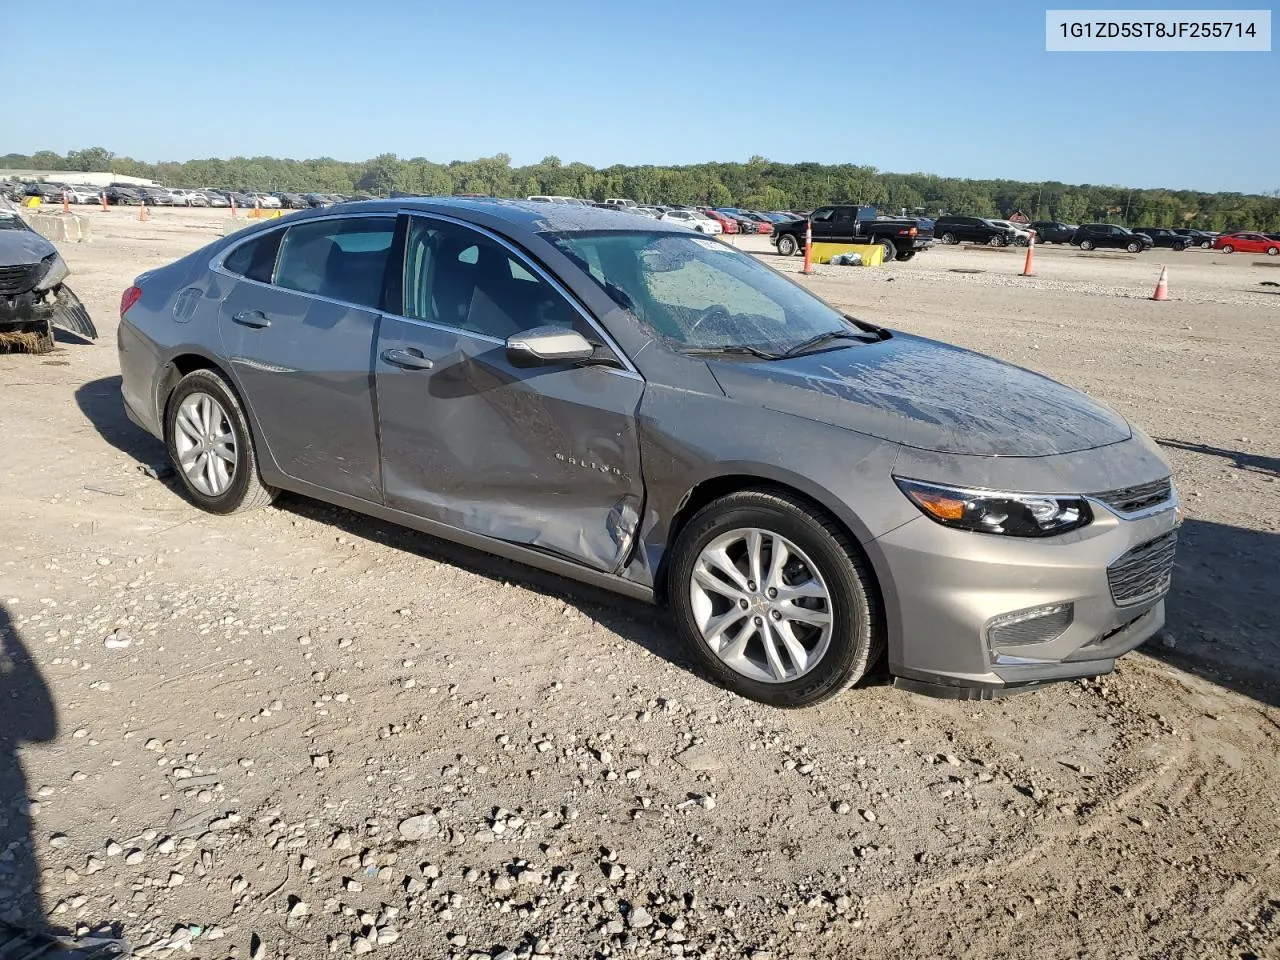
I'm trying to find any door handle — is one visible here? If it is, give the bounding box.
[382,348,434,370]
[232,310,271,328]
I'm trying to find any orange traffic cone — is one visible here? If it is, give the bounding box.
[230,194,238,217]
[802,218,814,275]
[62,191,70,214]
[138,201,149,222]
[1151,265,1169,301]
[250,197,262,219]
[1021,232,1036,276]
[100,191,109,213]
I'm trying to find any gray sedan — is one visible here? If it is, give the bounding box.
[117,200,1179,707]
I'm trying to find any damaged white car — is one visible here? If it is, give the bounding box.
[0,207,96,352]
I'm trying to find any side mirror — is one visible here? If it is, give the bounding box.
[505,325,596,367]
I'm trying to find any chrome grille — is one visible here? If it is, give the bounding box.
[1093,477,1172,515]
[1108,532,1177,606]
[0,262,42,297]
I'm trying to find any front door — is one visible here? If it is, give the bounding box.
[216,214,396,502]
[374,215,646,573]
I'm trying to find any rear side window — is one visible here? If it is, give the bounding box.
[223,230,282,284]
[274,217,395,309]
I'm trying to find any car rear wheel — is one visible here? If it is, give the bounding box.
[879,238,897,263]
[1080,239,1095,251]
[1200,240,1212,249]
[668,488,882,708]
[988,235,1005,247]
[1221,244,1234,254]
[776,234,798,257]
[941,232,956,244]
[894,251,916,262]
[165,368,277,515]
[1126,241,1142,253]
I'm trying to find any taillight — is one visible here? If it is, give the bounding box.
[909,226,917,236]
[120,285,142,318]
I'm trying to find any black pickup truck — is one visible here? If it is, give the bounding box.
[771,205,933,262]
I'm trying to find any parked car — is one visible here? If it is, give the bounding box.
[1212,232,1280,255]
[604,198,638,208]
[1132,227,1191,251]
[203,191,229,208]
[277,193,310,210]
[105,186,143,206]
[987,219,1033,246]
[64,185,101,204]
[251,193,282,209]
[136,187,174,206]
[167,189,193,206]
[1027,221,1077,244]
[698,209,740,234]
[775,205,935,262]
[116,199,1179,707]
[303,193,335,208]
[24,183,65,203]
[1069,224,1154,253]
[0,206,97,352]
[933,216,1018,247]
[659,209,723,234]
[1172,228,1216,249]
[739,213,774,235]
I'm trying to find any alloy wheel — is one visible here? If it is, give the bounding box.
[173,391,238,496]
[689,528,833,684]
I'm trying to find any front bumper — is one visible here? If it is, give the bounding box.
[872,493,1179,697]
[0,284,97,340]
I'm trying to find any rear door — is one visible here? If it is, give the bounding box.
[216,214,395,502]
[374,214,646,573]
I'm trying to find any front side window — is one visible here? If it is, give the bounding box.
[274,216,395,309]
[810,208,834,222]
[403,218,585,340]
[548,230,862,355]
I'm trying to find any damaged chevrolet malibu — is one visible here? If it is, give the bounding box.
[0,206,97,352]
[117,200,1180,707]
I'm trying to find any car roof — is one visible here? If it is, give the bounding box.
[307,197,692,235]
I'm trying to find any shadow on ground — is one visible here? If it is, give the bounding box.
[1154,518,1280,709]
[74,376,167,466]
[1157,438,1280,480]
[0,604,57,927]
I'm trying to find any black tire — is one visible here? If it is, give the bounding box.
[894,251,916,262]
[1267,246,1279,257]
[1200,240,1212,249]
[165,368,277,515]
[1080,238,1095,251]
[1173,242,1186,252]
[941,232,956,245]
[988,235,1005,247]
[1126,241,1142,253]
[776,234,799,257]
[879,238,897,263]
[1221,244,1234,254]
[668,488,882,708]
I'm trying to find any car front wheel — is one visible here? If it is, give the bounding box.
[1080,239,1095,251]
[988,235,1005,246]
[1221,244,1234,254]
[668,488,882,708]
[776,234,798,257]
[1267,246,1279,256]
[1126,241,1142,253]
[1173,242,1186,251]
[941,232,956,244]
[165,368,277,515]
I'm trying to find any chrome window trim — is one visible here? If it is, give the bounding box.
[396,209,641,377]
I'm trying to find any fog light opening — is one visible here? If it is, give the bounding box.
[987,603,1075,648]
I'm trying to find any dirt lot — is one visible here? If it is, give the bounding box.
[1,208,1278,960]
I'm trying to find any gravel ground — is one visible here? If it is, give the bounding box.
[1,208,1278,960]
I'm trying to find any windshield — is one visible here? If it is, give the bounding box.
[547,230,858,354]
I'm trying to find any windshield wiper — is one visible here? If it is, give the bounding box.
[681,344,782,360]
[779,330,869,358]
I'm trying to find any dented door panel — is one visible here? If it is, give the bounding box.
[376,316,646,573]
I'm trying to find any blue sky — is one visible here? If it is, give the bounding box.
[8,0,1276,193]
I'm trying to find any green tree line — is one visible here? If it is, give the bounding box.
[4,147,1278,231]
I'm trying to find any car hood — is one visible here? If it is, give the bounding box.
[0,225,55,266]
[707,333,1132,457]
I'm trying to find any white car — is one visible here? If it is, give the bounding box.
[659,209,723,235]
[64,186,101,204]
[252,193,282,209]
[527,195,581,204]
[167,189,193,206]
[183,191,211,207]
[988,219,1033,245]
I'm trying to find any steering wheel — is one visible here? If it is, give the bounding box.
[686,303,732,339]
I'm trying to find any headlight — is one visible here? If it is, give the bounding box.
[34,252,69,291]
[894,477,1092,538]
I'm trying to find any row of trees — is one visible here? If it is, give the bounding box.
[4,148,1278,231]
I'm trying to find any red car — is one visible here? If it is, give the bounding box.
[1213,232,1280,256]
[743,214,774,235]
[698,208,739,234]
